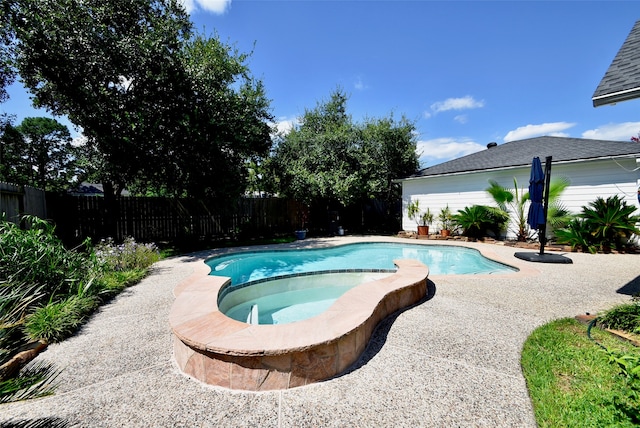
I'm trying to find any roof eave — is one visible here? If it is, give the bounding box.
[592,86,640,107]
[395,153,640,182]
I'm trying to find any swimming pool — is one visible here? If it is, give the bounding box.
[206,242,517,285]
[172,240,521,390]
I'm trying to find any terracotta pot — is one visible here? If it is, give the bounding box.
[417,225,429,236]
[440,229,451,237]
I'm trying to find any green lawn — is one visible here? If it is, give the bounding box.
[522,318,640,427]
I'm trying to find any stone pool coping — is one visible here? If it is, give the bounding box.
[169,258,429,390]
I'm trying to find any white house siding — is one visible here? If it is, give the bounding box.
[401,157,640,238]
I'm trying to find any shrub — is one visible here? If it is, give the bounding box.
[453,205,509,239]
[24,296,98,343]
[94,237,160,272]
[555,218,595,253]
[582,195,640,252]
[95,269,148,295]
[599,300,640,334]
[556,195,640,253]
[0,216,98,301]
[0,217,158,403]
[0,279,60,403]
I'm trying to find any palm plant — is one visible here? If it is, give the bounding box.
[556,195,640,252]
[486,179,527,241]
[452,205,508,239]
[554,218,596,253]
[407,200,432,226]
[581,195,640,252]
[438,205,454,233]
[485,177,570,241]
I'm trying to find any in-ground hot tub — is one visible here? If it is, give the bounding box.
[169,258,429,391]
[218,270,396,325]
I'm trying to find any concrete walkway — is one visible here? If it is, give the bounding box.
[1,236,639,427]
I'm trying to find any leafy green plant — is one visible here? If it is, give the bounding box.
[0,216,98,403]
[95,269,148,295]
[24,296,98,343]
[556,195,640,253]
[602,347,640,422]
[438,205,453,231]
[0,216,97,301]
[407,200,432,226]
[0,216,159,404]
[486,178,527,240]
[452,205,508,239]
[581,195,640,252]
[94,237,160,272]
[555,218,595,253]
[599,302,640,334]
[0,279,60,403]
[485,177,570,241]
[0,361,60,404]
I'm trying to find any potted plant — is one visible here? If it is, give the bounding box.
[407,200,433,236]
[295,206,308,240]
[438,205,453,237]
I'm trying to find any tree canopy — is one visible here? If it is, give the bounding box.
[0,116,77,191]
[267,89,419,208]
[0,1,16,103]
[7,0,273,199]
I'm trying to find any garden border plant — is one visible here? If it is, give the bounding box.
[556,194,640,253]
[0,216,160,403]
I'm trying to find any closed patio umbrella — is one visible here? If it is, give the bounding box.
[527,156,545,230]
[515,156,572,264]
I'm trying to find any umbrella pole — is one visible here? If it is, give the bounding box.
[539,156,553,256]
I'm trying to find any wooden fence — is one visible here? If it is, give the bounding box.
[46,194,304,245]
[0,182,47,225]
[2,184,401,245]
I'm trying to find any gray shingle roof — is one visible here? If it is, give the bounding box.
[408,136,640,179]
[592,20,640,107]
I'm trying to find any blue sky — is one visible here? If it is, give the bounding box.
[3,1,640,169]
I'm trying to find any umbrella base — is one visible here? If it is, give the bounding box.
[514,252,573,264]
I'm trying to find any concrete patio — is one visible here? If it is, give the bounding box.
[1,236,638,427]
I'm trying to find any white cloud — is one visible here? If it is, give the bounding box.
[71,134,88,148]
[454,114,468,124]
[179,0,230,14]
[581,121,640,141]
[416,138,485,167]
[354,76,368,91]
[270,116,299,136]
[430,96,485,114]
[503,122,576,142]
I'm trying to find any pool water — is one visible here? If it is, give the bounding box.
[207,242,516,285]
[219,272,392,324]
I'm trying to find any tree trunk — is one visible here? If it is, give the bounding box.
[102,180,118,239]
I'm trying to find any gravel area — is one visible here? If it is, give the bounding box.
[1,236,639,427]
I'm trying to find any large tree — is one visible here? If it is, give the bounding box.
[268,89,419,208]
[0,1,16,103]
[268,89,360,206]
[8,0,272,200]
[16,117,76,191]
[0,116,28,184]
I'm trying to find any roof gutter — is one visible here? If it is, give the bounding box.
[394,153,640,183]
[592,86,640,107]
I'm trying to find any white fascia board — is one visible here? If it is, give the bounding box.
[395,154,640,183]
